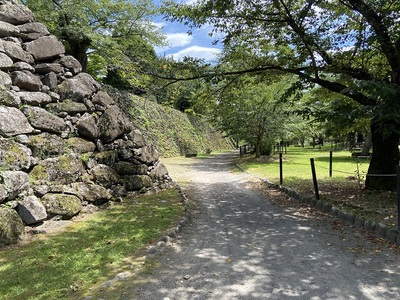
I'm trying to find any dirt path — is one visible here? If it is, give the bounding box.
[130,151,400,299]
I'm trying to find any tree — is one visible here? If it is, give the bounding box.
[293,87,372,152]
[163,0,400,190]
[212,76,290,158]
[22,0,164,91]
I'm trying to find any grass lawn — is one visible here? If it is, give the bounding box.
[236,145,398,228]
[0,188,184,300]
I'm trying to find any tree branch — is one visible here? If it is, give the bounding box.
[342,0,399,73]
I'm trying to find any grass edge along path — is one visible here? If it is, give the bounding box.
[0,188,185,300]
[236,146,398,229]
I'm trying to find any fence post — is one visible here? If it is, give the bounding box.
[310,158,320,200]
[397,166,400,230]
[329,150,333,177]
[279,152,283,185]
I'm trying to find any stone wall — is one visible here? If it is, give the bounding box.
[0,0,172,246]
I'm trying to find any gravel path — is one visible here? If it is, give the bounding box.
[132,151,400,299]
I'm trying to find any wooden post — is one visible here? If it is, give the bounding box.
[279,152,283,185]
[397,166,400,230]
[329,150,333,177]
[310,158,320,200]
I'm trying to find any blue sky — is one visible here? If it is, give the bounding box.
[152,0,222,62]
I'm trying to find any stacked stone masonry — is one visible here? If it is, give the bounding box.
[0,0,172,246]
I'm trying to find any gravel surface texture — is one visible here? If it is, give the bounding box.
[126,151,400,299]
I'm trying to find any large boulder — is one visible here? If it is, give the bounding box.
[17,91,52,106]
[46,99,87,115]
[76,113,100,140]
[90,164,120,188]
[0,70,11,89]
[58,55,82,75]
[66,137,96,154]
[135,145,160,165]
[57,73,100,101]
[149,162,169,180]
[0,20,19,37]
[68,182,112,205]
[0,170,30,202]
[21,105,67,134]
[0,40,33,63]
[11,70,42,91]
[112,161,147,175]
[92,91,115,108]
[17,195,47,225]
[28,132,65,157]
[0,52,13,69]
[42,71,57,91]
[24,35,65,61]
[0,90,20,107]
[98,105,133,143]
[30,154,85,185]
[17,22,50,40]
[34,63,63,74]
[11,61,35,72]
[122,175,152,191]
[130,129,147,148]
[0,139,32,171]
[41,193,82,219]
[0,106,34,137]
[93,150,118,165]
[0,207,24,246]
[0,3,35,25]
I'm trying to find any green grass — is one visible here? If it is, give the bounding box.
[237,146,399,228]
[238,145,370,184]
[0,189,184,300]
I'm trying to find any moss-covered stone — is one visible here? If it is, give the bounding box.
[28,133,65,158]
[0,207,24,246]
[93,150,118,165]
[90,164,120,188]
[122,175,152,191]
[0,139,31,171]
[46,99,87,115]
[40,193,82,219]
[30,154,85,184]
[66,137,95,154]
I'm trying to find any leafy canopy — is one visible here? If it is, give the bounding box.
[162,0,400,108]
[23,0,166,90]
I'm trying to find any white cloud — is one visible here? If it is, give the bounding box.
[152,21,165,29]
[166,33,193,48]
[170,45,221,61]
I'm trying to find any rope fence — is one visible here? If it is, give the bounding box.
[267,149,400,230]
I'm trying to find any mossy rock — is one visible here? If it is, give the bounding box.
[66,137,96,154]
[0,139,32,171]
[90,164,120,188]
[28,133,65,158]
[122,175,152,191]
[0,207,24,246]
[93,150,118,165]
[30,154,85,185]
[41,193,82,219]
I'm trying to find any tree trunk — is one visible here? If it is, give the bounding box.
[365,121,399,190]
[360,131,372,156]
[60,29,91,72]
[255,142,261,158]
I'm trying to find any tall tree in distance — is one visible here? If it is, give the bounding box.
[163,0,400,190]
[213,75,291,158]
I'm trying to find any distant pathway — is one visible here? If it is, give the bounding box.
[132,151,400,299]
